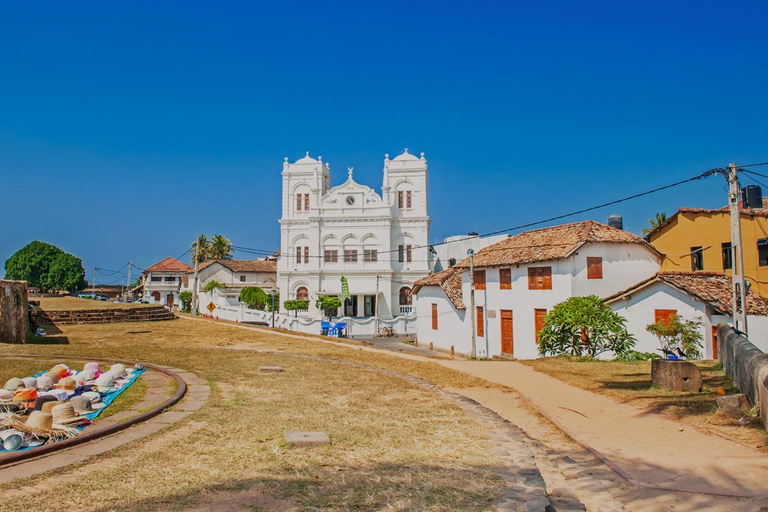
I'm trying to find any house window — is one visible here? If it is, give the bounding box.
[239,276,246,282]
[499,269,511,290]
[324,249,338,263]
[304,193,310,211]
[759,239,768,267]
[164,277,175,282]
[587,257,603,279]
[398,191,403,209]
[344,249,358,263]
[296,194,302,211]
[364,249,378,262]
[449,258,457,267]
[432,303,438,330]
[477,306,484,337]
[655,309,677,326]
[304,247,310,264]
[296,247,301,264]
[296,287,308,301]
[399,287,412,306]
[151,276,161,282]
[406,245,412,263]
[406,191,412,209]
[473,270,486,290]
[722,242,733,270]
[691,247,703,271]
[398,244,411,263]
[528,267,552,290]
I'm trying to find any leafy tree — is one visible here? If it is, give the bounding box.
[265,292,280,312]
[641,212,667,235]
[209,234,233,260]
[178,291,193,313]
[315,295,342,317]
[646,314,703,359]
[538,296,636,358]
[191,235,211,265]
[203,280,226,292]
[4,241,86,292]
[239,286,268,309]
[284,299,310,317]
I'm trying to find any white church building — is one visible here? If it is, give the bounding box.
[277,150,431,323]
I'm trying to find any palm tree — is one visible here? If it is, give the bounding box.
[191,234,210,313]
[642,212,667,236]
[209,234,233,260]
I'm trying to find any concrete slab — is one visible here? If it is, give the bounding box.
[259,366,284,373]
[284,431,330,447]
[153,411,192,424]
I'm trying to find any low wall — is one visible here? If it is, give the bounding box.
[0,280,28,344]
[717,322,768,428]
[33,306,175,325]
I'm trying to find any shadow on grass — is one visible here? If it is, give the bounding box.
[25,335,70,345]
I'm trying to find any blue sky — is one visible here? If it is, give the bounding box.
[1,1,766,284]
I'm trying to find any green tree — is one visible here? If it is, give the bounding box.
[203,280,226,292]
[239,286,268,309]
[209,234,233,260]
[641,212,667,235]
[178,291,193,313]
[191,235,211,265]
[538,296,636,358]
[646,314,703,359]
[284,299,310,317]
[315,295,342,317]
[4,241,86,292]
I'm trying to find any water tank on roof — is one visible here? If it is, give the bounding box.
[607,215,623,230]
[742,185,763,209]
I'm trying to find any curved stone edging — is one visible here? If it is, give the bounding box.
[0,354,190,467]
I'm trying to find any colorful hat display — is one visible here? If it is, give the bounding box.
[94,373,115,392]
[12,388,38,408]
[35,375,53,389]
[4,378,24,391]
[56,377,78,392]
[51,403,83,425]
[22,377,38,389]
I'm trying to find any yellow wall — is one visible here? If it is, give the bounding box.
[648,211,768,298]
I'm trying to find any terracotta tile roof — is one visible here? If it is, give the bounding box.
[191,259,277,274]
[604,271,768,316]
[412,267,466,310]
[454,221,656,269]
[144,257,193,273]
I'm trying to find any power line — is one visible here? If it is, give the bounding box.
[739,161,768,168]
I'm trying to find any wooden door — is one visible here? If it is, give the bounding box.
[712,325,718,360]
[534,308,547,343]
[500,310,514,354]
[166,294,174,307]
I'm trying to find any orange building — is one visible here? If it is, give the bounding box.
[646,199,768,299]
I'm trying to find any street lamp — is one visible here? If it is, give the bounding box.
[270,289,277,328]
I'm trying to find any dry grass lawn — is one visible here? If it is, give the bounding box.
[0,319,503,511]
[34,296,153,311]
[520,357,768,450]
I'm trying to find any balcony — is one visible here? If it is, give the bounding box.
[399,305,416,316]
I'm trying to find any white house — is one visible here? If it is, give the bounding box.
[605,272,768,357]
[277,150,430,321]
[191,259,277,308]
[413,220,663,359]
[141,257,192,308]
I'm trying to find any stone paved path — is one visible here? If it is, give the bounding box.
[0,364,210,484]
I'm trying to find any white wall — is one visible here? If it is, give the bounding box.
[414,287,469,355]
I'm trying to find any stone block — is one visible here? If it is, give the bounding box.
[716,393,751,417]
[259,366,284,373]
[651,359,702,392]
[284,431,330,447]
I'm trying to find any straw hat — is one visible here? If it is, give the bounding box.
[56,377,78,391]
[109,364,127,377]
[69,396,98,414]
[51,365,69,379]
[43,370,61,383]
[94,373,115,392]
[41,400,63,414]
[34,395,60,412]
[0,389,13,402]
[35,375,53,389]
[51,403,84,425]
[0,411,78,440]
[4,378,24,391]
[22,377,37,389]
[12,388,37,408]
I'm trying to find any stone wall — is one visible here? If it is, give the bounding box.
[717,322,768,428]
[0,280,28,344]
[32,306,175,325]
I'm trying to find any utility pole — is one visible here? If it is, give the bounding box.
[468,249,477,359]
[271,290,276,328]
[192,252,199,315]
[727,163,748,333]
[375,274,380,336]
[126,261,132,301]
[91,268,97,300]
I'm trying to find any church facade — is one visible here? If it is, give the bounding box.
[277,149,430,320]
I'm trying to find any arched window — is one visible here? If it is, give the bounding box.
[296,287,308,301]
[399,286,412,306]
[151,291,161,301]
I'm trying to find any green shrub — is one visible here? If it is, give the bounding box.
[646,314,703,359]
[239,287,268,309]
[178,291,193,313]
[203,280,226,292]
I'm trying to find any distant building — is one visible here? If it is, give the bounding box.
[141,257,192,308]
[191,259,277,304]
[413,221,663,359]
[277,150,430,320]
[646,195,768,298]
[432,233,510,272]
